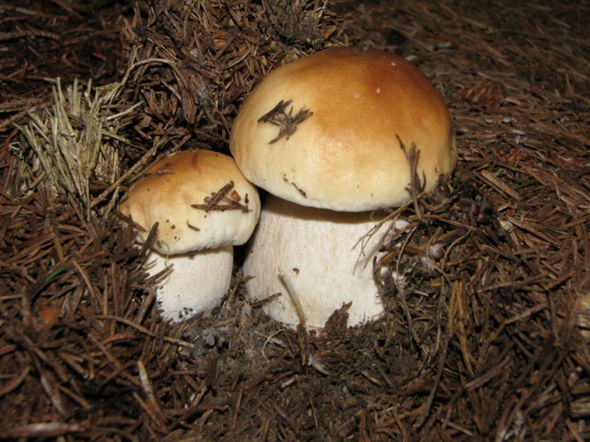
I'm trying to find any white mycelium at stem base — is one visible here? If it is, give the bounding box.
[119,150,260,322]
[230,47,457,329]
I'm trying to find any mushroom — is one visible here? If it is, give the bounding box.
[119,150,261,322]
[230,47,457,329]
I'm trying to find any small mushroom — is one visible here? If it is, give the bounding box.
[119,150,260,322]
[230,47,457,329]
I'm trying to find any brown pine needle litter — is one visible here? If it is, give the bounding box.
[1,0,590,440]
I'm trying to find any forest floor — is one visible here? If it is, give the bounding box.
[1,1,589,440]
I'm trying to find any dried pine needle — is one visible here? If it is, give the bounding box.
[14,79,134,220]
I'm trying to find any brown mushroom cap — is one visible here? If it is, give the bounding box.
[230,47,457,211]
[119,150,261,255]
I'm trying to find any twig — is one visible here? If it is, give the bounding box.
[397,135,424,221]
[414,332,450,429]
[278,267,307,329]
[137,360,169,432]
[191,181,250,212]
[258,99,313,144]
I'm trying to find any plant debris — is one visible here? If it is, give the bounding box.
[257,99,314,144]
[14,78,137,220]
[121,0,345,150]
[1,0,590,441]
[191,181,251,213]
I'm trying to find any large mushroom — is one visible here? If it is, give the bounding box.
[230,47,457,329]
[119,150,260,322]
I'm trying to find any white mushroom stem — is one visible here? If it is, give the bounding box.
[145,245,233,322]
[244,195,408,329]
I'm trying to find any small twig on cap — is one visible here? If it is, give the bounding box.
[258,99,313,144]
[191,181,250,212]
[397,135,425,220]
[186,221,201,232]
[116,210,148,233]
[203,181,233,207]
[138,222,160,260]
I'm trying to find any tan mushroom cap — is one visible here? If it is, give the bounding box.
[119,150,261,255]
[230,47,457,211]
